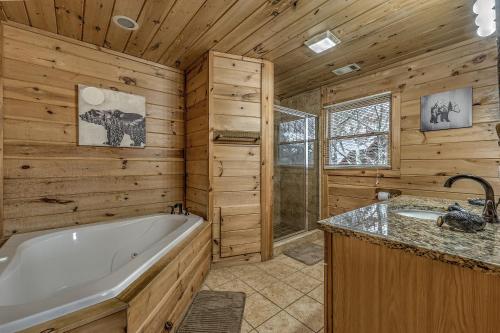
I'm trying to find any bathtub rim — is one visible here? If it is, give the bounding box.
[0,213,206,333]
[0,212,195,269]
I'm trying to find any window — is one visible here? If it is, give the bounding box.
[325,92,392,168]
[278,116,317,166]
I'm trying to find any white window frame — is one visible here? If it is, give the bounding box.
[323,92,401,176]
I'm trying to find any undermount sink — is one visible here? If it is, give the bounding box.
[394,209,444,221]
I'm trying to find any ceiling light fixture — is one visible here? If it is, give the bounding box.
[304,31,341,54]
[112,15,139,31]
[473,0,496,37]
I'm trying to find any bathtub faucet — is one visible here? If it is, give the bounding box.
[169,203,183,215]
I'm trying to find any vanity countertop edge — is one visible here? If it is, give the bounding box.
[318,195,500,276]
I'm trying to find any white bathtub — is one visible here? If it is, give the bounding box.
[0,213,203,333]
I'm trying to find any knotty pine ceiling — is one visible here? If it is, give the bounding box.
[0,0,477,99]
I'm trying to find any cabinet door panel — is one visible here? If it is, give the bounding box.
[220,206,261,258]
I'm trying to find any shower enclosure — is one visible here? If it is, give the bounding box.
[273,105,319,241]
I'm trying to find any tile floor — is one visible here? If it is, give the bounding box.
[202,238,325,333]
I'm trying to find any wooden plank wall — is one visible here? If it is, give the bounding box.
[1,23,185,238]
[0,23,3,242]
[185,53,209,219]
[185,51,274,264]
[321,37,500,216]
[212,53,263,261]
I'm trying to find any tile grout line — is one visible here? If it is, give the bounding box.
[203,252,325,332]
[282,294,324,333]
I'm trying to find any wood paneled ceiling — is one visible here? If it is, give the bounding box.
[0,0,476,99]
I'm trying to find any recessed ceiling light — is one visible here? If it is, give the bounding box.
[112,15,139,31]
[304,31,341,54]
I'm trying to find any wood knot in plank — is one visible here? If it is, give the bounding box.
[472,54,487,64]
[40,197,74,205]
[119,76,137,86]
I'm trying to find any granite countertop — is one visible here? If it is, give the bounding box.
[318,195,500,275]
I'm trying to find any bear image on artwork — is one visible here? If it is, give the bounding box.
[420,87,472,132]
[78,85,146,148]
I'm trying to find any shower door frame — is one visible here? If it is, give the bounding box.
[274,105,320,240]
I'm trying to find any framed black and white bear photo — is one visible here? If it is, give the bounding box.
[78,85,146,148]
[420,87,472,132]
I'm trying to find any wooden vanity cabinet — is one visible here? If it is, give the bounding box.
[324,232,500,333]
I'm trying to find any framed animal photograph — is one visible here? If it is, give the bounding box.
[78,85,146,148]
[420,87,472,132]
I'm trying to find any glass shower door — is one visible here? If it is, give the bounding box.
[273,105,319,241]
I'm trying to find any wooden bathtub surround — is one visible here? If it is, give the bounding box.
[17,299,128,333]
[318,36,500,218]
[185,51,274,265]
[16,221,211,333]
[324,233,500,333]
[0,22,186,239]
[119,221,211,333]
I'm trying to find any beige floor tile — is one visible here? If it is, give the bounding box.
[213,278,256,296]
[285,295,324,332]
[255,259,298,279]
[260,282,303,308]
[283,270,321,293]
[273,254,309,270]
[241,319,254,333]
[308,283,324,304]
[244,293,281,327]
[317,329,324,333]
[256,311,313,333]
[228,264,264,279]
[301,263,324,281]
[312,238,324,246]
[241,271,279,291]
[200,284,211,291]
[204,267,237,289]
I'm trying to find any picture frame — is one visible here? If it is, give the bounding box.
[78,85,146,148]
[420,87,472,132]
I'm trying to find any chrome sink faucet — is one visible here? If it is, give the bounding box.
[444,175,499,223]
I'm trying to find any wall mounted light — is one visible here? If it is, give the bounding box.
[304,31,341,54]
[473,0,496,37]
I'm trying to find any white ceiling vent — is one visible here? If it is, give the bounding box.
[112,16,139,31]
[332,63,361,76]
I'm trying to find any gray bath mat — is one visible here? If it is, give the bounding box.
[284,243,324,265]
[177,291,246,333]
